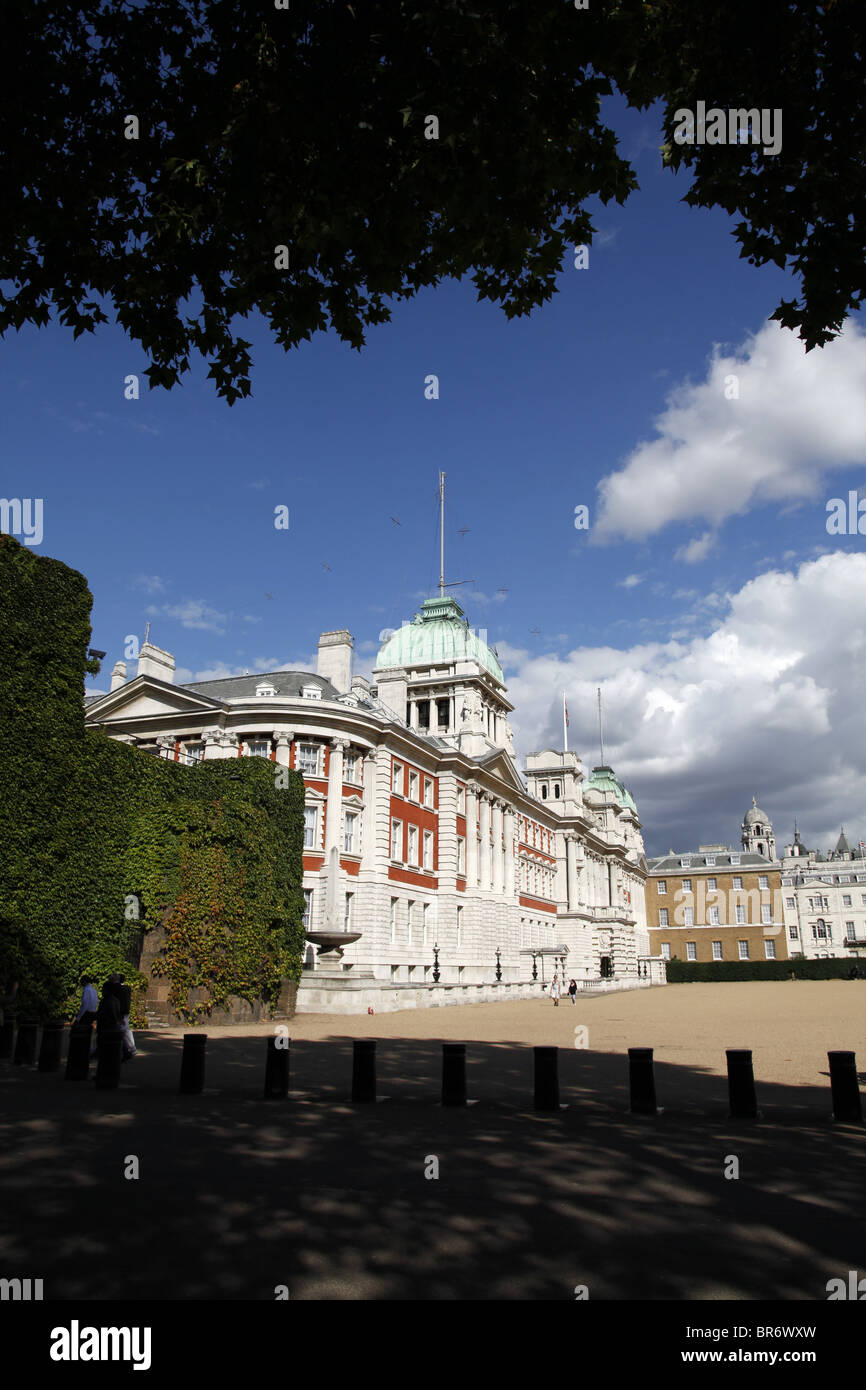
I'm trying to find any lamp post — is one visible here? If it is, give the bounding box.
[495,947,502,983]
[432,942,440,984]
[531,951,538,982]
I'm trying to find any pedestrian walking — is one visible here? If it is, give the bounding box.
[568,978,577,1005]
[74,976,98,1027]
[110,973,136,1061]
[94,978,124,1057]
[549,972,561,1007]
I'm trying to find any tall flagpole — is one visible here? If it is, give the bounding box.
[598,687,605,765]
[563,692,568,752]
[438,471,446,598]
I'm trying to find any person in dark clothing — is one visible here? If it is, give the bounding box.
[93,979,124,1058]
[109,972,136,1060]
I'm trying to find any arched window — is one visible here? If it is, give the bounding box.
[554,783,561,798]
[541,783,548,799]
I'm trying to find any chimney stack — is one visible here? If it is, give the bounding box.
[137,641,175,684]
[110,660,127,692]
[317,630,353,694]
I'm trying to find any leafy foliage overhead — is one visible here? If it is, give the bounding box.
[1,1,863,400]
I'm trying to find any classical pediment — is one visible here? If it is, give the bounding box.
[85,675,224,722]
[477,748,526,794]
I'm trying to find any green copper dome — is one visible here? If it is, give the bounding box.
[585,765,637,813]
[375,596,504,683]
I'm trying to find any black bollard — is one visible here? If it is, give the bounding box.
[65,1023,93,1081]
[264,1035,290,1099]
[351,1039,376,1102]
[38,1022,65,1073]
[441,1042,467,1107]
[726,1049,758,1119]
[179,1033,207,1095]
[828,1050,862,1123]
[629,1047,658,1114]
[95,1029,123,1090]
[0,1020,14,1060]
[13,1021,38,1066]
[534,1046,560,1110]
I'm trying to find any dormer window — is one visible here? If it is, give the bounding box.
[256,682,277,698]
[302,685,322,700]
[680,857,691,868]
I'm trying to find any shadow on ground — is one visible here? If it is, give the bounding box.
[0,1031,863,1300]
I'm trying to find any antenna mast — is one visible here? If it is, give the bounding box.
[597,687,605,765]
[438,471,446,597]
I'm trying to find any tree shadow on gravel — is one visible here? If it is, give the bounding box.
[0,1032,863,1301]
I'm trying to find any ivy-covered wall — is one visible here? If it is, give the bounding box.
[0,533,305,1021]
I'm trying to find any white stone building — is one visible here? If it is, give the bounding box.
[84,595,664,1011]
[780,826,866,961]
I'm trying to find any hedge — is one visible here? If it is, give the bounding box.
[666,958,865,983]
[0,533,305,1022]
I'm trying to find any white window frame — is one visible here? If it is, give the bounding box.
[709,906,720,926]
[185,741,205,763]
[738,940,750,960]
[758,875,769,890]
[686,942,697,961]
[344,892,353,930]
[407,900,414,945]
[303,806,317,850]
[660,943,671,961]
[343,811,359,855]
[683,907,694,927]
[408,771,419,803]
[302,888,313,932]
[344,752,358,784]
[456,905,464,948]
[658,908,669,927]
[423,778,434,808]
[301,685,322,700]
[733,876,743,890]
[392,761,403,794]
[764,941,776,960]
[657,880,667,895]
[245,738,271,758]
[391,819,403,862]
[457,836,466,876]
[712,941,723,961]
[389,897,398,944]
[761,904,772,923]
[297,743,320,775]
[408,825,419,866]
[423,830,433,871]
[736,905,746,925]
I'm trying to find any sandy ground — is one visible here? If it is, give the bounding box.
[2,981,865,1301]
[155,980,866,1090]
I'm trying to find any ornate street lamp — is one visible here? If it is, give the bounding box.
[495,947,502,983]
[531,951,538,982]
[432,942,440,984]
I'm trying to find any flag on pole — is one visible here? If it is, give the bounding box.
[564,697,570,727]
[562,693,569,752]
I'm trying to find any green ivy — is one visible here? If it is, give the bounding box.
[0,533,305,1022]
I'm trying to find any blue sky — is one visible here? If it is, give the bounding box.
[4,95,865,855]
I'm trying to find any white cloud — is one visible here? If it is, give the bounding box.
[618,573,645,589]
[501,552,866,853]
[131,574,168,595]
[159,600,229,633]
[594,319,866,542]
[675,531,716,564]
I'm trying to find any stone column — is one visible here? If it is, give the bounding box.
[361,749,378,871]
[324,737,348,857]
[466,782,479,888]
[491,801,504,895]
[479,794,492,892]
[566,835,580,911]
[156,734,176,763]
[504,806,517,898]
[273,729,293,767]
[221,731,240,759]
[201,727,223,760]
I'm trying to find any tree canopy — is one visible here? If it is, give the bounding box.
[1,1,863,401]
